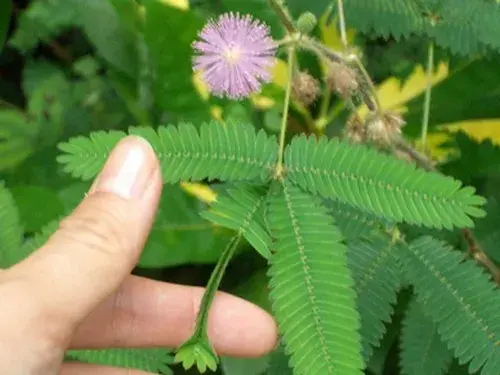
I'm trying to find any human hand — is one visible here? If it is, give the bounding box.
[0,137,278,375]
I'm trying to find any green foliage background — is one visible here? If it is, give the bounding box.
[1,0,500,374]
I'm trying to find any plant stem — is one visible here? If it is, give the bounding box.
[337,0,348,49]
[352,56,381,112]
[276,46,295,177]
[421,40,434,148]
[267,0,296,33]
[192,234,242,339]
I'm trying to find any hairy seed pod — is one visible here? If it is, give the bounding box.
[325,62,359,98]
[366,111,406,146]
[292,71,321,106]
[343,114,366,144]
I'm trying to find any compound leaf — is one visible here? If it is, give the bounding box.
[400,297,453,375]
[400,236,500,375]
[348,233,402,362]
[67,348,173,374]
[57,121,277,184]
[201,183,272,259]
[267,181,364,375]
[285,134,485,229]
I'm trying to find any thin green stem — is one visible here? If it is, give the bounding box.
[267,0,296,33]
[192,234,242,339]
[352,56,381,112]
[337,0,348,49]
[276,46,295,177]
[420,41,434,148]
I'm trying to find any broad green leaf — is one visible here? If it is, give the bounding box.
[221,355,269,375]
[0,182,23,268]
[11,185,65,233]
[142,0,209,120]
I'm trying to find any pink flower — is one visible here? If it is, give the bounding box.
[193,12,277,100]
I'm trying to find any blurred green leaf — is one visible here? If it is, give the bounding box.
[0,109,38,171]
[143,0,209,121]
[221,356,269,375]
[0,181,23,268]
[139,184,232,268]
[11,185,65,233]
[0,1,11,52]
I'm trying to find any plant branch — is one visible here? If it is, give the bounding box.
[393,137,500,284]
[421,41,434,148]
[275,45,295,177]
[192,234,242,339]
[351,56,380,112]
[267,0,296,33]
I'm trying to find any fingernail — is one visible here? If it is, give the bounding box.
[90,136,156,200]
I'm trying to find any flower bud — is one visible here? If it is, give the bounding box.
[366,111,406,146]
[292,71,320,106]
[325,62,359,98]
[343,114,366,144]
[296,12,317,34]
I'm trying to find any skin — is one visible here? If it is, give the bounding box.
[0,136,278,375]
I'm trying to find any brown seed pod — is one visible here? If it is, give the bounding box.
[343,114,366,144]
[366,111,406,146]
[291,71,321,106]
[325,62,359,98]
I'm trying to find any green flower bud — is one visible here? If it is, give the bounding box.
[296,12,317,34]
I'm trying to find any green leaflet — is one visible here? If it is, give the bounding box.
[267,182,364,375]
[400,297,453,375]
[67,348,173,374]
[264,344,293,375]
[57,121,278,184]
[0,182,24,268]
[284,134,485,230]
[201,183,272,259]
[348,233,402,362]
[327,200,384,241]
[400,236,500,375]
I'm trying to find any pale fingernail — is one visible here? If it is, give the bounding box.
[90,136,156,200]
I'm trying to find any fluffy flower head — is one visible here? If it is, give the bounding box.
[192,12,277,100]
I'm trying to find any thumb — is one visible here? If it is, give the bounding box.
[6,136,162,335]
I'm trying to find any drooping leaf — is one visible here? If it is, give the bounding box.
[0,182,23,268]
[285,134,486,229]
[57,121,278,184]
[267,181,364,375]
[201,183,272,259]
[400,236,500,375]
[263,344,293,375]
[348,233,402,362]
[67,348,174,374]
[11,185,65,233]
[400,297,453,375]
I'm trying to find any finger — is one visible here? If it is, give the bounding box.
[60,363,153,375]
[4,136,162,339]
[70,276,278,357]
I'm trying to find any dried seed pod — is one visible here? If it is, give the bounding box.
[292,71,320,106]
[325,62,359,98]
[343,114,366,144]
[366,111,406,146]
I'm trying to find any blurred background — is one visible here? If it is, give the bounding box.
[1,0,499,374]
